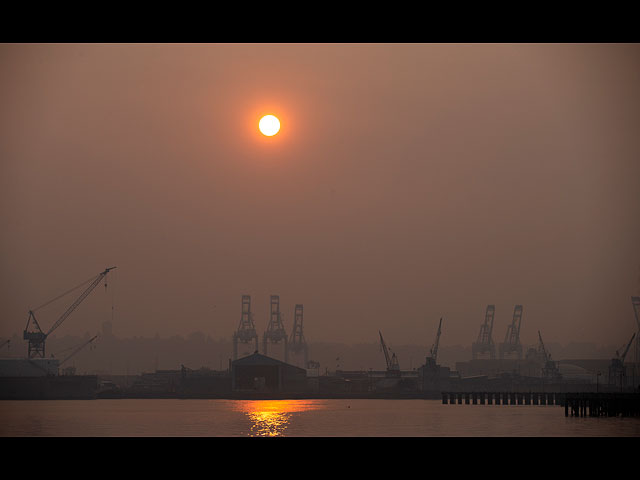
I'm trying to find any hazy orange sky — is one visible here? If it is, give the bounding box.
[1,43,639,350]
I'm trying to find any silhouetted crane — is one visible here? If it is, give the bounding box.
[537,331,561,379]
[472,305,495,359]
[425,318,442,369]
[379,330,400,376]
[263,295,288,362]
[499,305,523,359]
[608,332,636,388]
[288,304,308,367]
[233,295,259,360]
[23,267,116,359]
[57,335,98,375]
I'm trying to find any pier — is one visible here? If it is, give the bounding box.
[443,391,563,406]
[563,393,640,417]
[442,392,640,417]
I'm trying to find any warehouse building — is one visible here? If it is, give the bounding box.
[231,352,307,393]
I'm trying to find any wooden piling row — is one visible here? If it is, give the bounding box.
[442,392,640,417]
[564,393,640,417]
[442,392,563,406]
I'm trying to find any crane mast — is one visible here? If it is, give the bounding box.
[23,267,116,359]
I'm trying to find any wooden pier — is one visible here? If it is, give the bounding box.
[442,392,640,417]
[442,391,563,406]
[563,393,640,417]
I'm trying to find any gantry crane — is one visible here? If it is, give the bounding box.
[379,330,400,376]
[425,318,442,369]
[608,332,636,388]
[288,304,308,368]
[472,305,496,360]
[233,295,259,360]
[499,305,523,359]
[23,267,116,359]
[263,295,288,363]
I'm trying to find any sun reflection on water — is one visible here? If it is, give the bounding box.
[234,400,322,437]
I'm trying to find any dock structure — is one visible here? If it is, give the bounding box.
[563,393,640,417]
[443,391,563,406]
[442,392,640,417]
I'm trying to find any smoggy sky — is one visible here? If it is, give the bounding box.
[1,43,639,351]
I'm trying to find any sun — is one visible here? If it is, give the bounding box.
[259,115,280,137]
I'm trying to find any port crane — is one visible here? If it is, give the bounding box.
[263,295,288,363]
[425,318,442,369]
[288,304,308,368]
[472,305,495,359]
[608,332,636,388]
[23,267,116,359]
[379,330,400,376]
[537,331,561,379]
[233,295,259,360]
[499,305,523,359]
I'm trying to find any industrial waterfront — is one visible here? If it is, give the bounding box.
[1,276,639,413]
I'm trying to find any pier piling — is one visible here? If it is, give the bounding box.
[440,392,640,417]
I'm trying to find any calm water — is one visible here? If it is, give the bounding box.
[1,398,638,437]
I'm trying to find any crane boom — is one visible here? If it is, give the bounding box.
[379,331,391,369]
[504,305,523,344]
[477,305,495,344]
[46,267,116,336]
[378,330,399,372]
[538,330,549,361]
[24,267,116,358]
[59,335,98,366]
[618,332,636,363]
[430,318,442,364]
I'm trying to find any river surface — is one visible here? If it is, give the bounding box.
[1,398,638,436]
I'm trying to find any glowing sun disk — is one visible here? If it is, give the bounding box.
[259,115,280,136]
